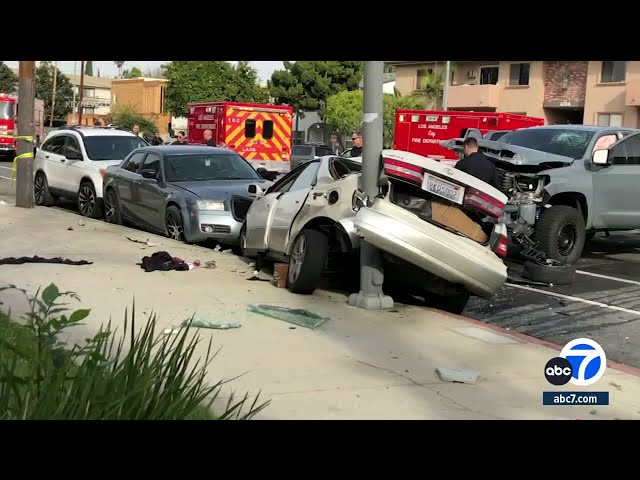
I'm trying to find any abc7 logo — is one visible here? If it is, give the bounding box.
[545,338,607,386]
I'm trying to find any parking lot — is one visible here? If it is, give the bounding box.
[2,159,639,370]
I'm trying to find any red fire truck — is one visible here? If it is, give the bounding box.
[0,92,45,159]
[187,101,294,174]
[393,110,544,163]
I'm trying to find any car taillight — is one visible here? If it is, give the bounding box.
[463,187,505,218]
[99,169,106,178]
[495,234,508,258]
[383,158,423,184]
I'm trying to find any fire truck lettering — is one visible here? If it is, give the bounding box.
[411,137,422,143]
[428,124,448,130]
[417,124,427,129]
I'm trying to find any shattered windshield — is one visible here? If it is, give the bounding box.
[164,153,261,182]
[499,128,596,159]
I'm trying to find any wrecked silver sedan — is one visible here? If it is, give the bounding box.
[240,150,509,313]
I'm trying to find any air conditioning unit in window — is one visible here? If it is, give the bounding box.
[467,70,477,79]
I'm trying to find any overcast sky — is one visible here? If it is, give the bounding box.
[2,61,284,81]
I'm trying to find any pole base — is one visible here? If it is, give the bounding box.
[348,291,394,310]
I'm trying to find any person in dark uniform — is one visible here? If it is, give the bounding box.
[350,131,363,157]
[455,137,499,189]
[171,131,189,145]
[203,129,216,146]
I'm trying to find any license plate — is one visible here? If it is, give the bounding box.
[422,174,464,204]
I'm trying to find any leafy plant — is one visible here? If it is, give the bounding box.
[107,104,158,136]
[0,61,18,94]
[35,62,74,122]
[0,284,269,420]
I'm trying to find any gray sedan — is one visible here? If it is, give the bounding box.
[102,146,273,248]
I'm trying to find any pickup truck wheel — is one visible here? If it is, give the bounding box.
[424,289,470,315]
[535,205,586,265]
[232,224,247,257]
[522,261,575,285]
[287,229,328,295]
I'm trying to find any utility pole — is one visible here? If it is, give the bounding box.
[49,61,58,127]
[442,61,451,111]
[348,61,394,310]
[78,61,85,125]
[15,61,36,209]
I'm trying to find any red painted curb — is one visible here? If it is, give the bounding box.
[429,308,640,378]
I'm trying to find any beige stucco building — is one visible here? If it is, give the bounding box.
[111,78,171,134]
[390,61,640,128]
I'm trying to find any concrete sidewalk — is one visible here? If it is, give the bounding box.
[1,197,639,420]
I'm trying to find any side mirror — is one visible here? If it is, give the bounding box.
[592,149,610,166]
[248,184,265,197]
[140,169,158,179]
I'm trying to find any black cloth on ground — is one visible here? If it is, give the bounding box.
[140,251,189,272]
[0,256,92,265]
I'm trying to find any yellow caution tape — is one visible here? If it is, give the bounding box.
[0,134,34,142]
[11,151,34,186]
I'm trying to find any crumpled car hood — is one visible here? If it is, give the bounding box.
[440,138,574,167]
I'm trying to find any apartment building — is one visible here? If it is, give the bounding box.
[111,77,170,134]
[390,61,640,128]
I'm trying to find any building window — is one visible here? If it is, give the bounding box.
[84,107,95,114]
[480,66,499,85]
[601,61,626,83]
[83,88,95,97]
[416,69,427,89]
[597,113,623,127]
[509,63,530,86]
[160,86,165,114]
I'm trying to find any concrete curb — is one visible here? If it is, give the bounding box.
[429,308,640,378]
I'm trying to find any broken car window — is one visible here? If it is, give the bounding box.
[499,128,596,159]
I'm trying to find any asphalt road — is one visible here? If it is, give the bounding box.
[2,161,639,369]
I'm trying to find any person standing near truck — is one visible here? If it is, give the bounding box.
[203,129,216,146]
[455,137,499,189]
[350,131,363,157]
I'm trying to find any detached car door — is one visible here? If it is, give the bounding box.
[592,132,640,229]
[268,160,321,253]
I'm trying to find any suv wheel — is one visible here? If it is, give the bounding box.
[78,181,103,219]
[104,188,122,225]
[287,229,328,294]
[535,205,586,266]
[34,172,55,207]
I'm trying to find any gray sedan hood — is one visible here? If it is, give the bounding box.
[440,138,574,167]
[171,179,272,199]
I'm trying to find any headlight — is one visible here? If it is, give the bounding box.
[197,201,225,211]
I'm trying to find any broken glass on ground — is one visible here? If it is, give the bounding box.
[181,317,242,329]
[248,304,328,329]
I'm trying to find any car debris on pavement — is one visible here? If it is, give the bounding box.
[436,367,481,385]
[182,317,242,330]
[0,256,93,266]
[248,304,329,329]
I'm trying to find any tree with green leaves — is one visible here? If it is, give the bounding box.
[163,61,268,117]
[35,62,74,123]
[114,61,125,78]
[107,104,158,135]
[416,71,444,109]
[0,62,18,94]
[122,67,143,79]
[85,61,93,76]
[323,90,425,148]
[268,61,363,115]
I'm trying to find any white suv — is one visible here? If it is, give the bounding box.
[33,126,148,218]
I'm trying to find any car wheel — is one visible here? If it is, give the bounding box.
[534,205,586,266]
[522,261,575,285]
[232,223,248,257]
[165,205,186,241]
[34,172,55,207]
[287,229,329,295]
[424,289,470,315]
[104,188,122,225]
[78,181,103,219]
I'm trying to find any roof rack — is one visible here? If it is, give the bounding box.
[57,124,124,130]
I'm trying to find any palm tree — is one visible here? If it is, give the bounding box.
[114,61,125,78]
[416,72,444,109]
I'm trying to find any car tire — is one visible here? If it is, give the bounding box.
[522,260,575,285]
[104,188,122,225]
[424,289,470,315]
[34,172,55,207]
[534,205,586,266]
[165,205,186,242]
[287,229,329,295]
[78,181,103,219]
[232,223,247,257]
